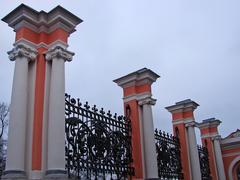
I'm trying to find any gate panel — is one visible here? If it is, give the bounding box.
[198,145,212,180]
[155,129,184,179]
[65,94,134,179]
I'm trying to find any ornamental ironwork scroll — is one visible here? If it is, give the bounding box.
[155,129,184,179]
[198,145,212,180]
[65,93,134,179]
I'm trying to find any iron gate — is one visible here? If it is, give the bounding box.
[198,145,212,180]
[65,94,134,179]
[155,129,184,179]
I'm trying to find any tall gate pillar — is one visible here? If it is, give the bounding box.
[198,118,226,180]
[114,68,159,179]
[166,99,201,180]
[2,4,82,179]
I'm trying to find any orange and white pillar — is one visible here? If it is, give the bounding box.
[2,4,82,179]
[166,99,201,180]
[198,118,226,180]
[114,68,159,179]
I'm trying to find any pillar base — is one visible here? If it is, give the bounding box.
[44,170,67,180]
[2,170,27,180]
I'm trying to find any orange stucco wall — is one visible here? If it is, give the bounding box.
[122,83,152,178]
[173,123,191,180]
[31,47,46,170]
[201,138,218,180]
[172,111,194,121]
[123,84,151,97]
[222,146,240,180]
[16,27,68,44]
[124,99,143,178]
[200,127,218,135]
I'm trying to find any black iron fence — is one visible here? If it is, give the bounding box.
[198,145,212,180]
[0,139,7,177]
[65,94,134,179]
[155,129,184,179]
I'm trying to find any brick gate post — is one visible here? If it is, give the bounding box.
[198,118,226,180]
[2,4,82,179]
[114,68,159,179]
[166,99,201,180]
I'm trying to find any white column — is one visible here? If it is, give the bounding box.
[138,97,158,179]
[213,136,226,180]
[186,122,201,180]
[4,45,37,178]
[45,46,74,178]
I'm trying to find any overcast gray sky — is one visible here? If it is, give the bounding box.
[0,0,240,138]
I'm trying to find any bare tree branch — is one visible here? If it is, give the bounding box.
[0,103,9,139]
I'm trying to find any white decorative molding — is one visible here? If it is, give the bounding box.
[228,155,240,180]
[171,118,194,125]
[138,97,156,106]
[14,38,38,49]
[48,40,68,49]
[165,99,199,114]
[45,46,74,62]
[8,44,38,62]
[14,38,68,50]
[123,92,152,103]
[113,68,160,89]
[200,133,219,139]
[232,130,240,137]
[198,119,221,129]
[185,121,197,128]
[212,135,222,141]
[222,152,240,158]
[2,4,82,34]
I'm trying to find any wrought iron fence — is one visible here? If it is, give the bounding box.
[198,145,212,180]
[0,139,7,178]
[65,93,134,179]
[155,129,183,179]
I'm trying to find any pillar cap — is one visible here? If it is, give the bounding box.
[113,68,160,88]
[165,99,199,113]
[2,3,83,34]
[198,118,221,129]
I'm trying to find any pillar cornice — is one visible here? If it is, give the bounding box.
[2,4,82,34]
[8,44,37,62]
[198,118,221,129]
[165,99,199,114]
[113,68,160,89]
[45,46,74,62]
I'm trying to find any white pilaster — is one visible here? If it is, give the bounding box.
[3,45,37,178]
[212,136,226,180]
[45,46,74,178]
[138,97,158,179]
[185,122,202,180]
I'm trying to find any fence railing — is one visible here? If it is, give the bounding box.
[155,129,184,179]
[65,93,134,179]
[198,145,212,180]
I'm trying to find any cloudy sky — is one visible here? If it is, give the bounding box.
[0,0,240,138]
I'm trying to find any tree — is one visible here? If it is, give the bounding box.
[0,103,9,177]
[0,103,9,139]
